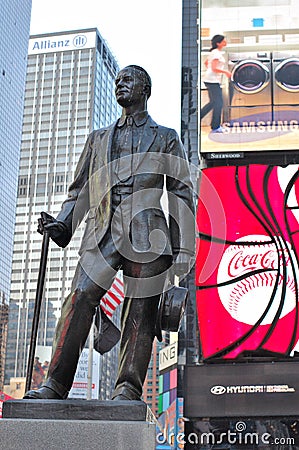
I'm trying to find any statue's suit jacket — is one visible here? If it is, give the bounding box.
[55,115,195,260]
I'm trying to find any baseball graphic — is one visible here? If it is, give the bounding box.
[217,235,297,326]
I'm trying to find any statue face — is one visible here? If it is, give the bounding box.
[115,67,146,108]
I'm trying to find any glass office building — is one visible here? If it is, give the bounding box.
[179,0,199,369]
[5,28,122,399]
[0,0,32,389]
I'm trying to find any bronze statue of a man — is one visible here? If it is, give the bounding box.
[24,65,195,401]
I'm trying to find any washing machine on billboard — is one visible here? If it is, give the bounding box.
[227,51,272,124]
[272,50,299,122]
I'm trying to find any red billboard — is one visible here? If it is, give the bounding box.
[196,165,299,359]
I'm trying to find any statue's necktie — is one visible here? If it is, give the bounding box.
[116,116,133,181]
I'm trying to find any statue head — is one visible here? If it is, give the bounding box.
[115,65,151,109]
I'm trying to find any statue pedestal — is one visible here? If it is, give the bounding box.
[2,400,157,450]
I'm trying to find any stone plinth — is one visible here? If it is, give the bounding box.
[2,400,156,450]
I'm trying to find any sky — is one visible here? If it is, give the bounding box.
[30,0,183,131]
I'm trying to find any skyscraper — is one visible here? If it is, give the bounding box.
[143,337,169,416]
[0,0,32,389]
[5,28,122,399]
[179,0,200,369]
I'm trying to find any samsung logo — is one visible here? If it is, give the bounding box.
[222,120,299,133]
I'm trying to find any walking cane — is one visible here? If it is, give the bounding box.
[25,219,50,392]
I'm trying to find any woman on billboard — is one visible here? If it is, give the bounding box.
[201,34,231,133]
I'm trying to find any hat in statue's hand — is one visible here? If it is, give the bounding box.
[94,307,121,354]
[155,284,188,341]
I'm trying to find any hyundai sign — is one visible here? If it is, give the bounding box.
[184,361,299,418]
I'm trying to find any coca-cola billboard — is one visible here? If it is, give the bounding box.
[196,165,299,359]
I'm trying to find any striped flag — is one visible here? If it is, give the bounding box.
[100,272,124,318]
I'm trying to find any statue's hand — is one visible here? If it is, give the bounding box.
[38,212,69,247]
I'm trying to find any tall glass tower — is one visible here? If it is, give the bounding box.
[0,0,32,389]
[5,28,122,399]
[179,0,199,369]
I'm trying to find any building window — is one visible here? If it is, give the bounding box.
[19,187,26,196]
[19,176,28,186]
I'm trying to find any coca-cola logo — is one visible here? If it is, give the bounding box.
[228,247,290,278]
[217,235,296,326]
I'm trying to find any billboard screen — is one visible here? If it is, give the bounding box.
[200,1,299,154]
[196,165,299,359]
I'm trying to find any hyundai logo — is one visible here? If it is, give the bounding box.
[73,35,87,48]
[211,385,226,395]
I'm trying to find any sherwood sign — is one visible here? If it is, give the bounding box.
[28,32,96,55]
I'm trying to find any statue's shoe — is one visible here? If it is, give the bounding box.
[23,386,63,399]
[23,378,68,400]
[111,382,141,401]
